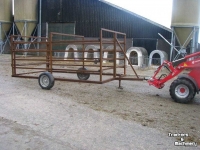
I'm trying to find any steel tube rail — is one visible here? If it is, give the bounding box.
[115,38,139,78]
[11,28,144,87]
[101,28,126,35]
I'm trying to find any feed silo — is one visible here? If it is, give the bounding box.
[14,0,38,44]
[0,0,12,54]
[170,0,200,61]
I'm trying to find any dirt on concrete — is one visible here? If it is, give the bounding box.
[1,54,200,145]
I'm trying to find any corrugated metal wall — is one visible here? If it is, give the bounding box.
[41,0,171,53]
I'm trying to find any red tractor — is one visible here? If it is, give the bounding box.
[148,51,200,103]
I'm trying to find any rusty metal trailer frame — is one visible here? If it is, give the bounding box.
[11,28,143,88]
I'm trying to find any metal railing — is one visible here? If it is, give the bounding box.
[10,28,143,86]
[129,56,162,67]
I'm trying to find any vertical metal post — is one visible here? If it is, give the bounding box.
[82,37,85,68]
[113,33,117,78]
[0,22,3,54]
[46,22,48,39]
[37,0,42,56]
[13,22,15,35]
[36,24,40,56]
[191,27,196,54]
[45,22,49,70]
[23,21,28,56]
[197,28,199,50]
[39,0,42,35]
[124,34,126,75]
[11,35,13,75]
[11,36,16,76]
[100,29,103,82]
[25,21,27,41]
[49,33,53,73]
[0,22,2,41]
[118,79,122,89]
[46,41,50,71]
[24,21,28,56]
[170,27,174,61]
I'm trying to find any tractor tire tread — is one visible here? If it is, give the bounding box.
[38,72,54,90]
[169,79,195,104]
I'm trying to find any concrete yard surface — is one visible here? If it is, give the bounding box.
[0,54,200,150]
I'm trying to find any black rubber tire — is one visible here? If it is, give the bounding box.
[169,79,195,104]
[77,68,90,80]
[38,72,54,90]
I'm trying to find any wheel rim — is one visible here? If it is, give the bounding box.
[77,68,90,80]
[40,75,50,87]
[175,84,189,98]
[78,73,89,80]
[78,73,87,79]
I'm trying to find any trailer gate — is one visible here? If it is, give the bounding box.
[11,28,143,88]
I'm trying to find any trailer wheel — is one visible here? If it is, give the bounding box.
[169,79,195,103]
[77,68,90,80]
[38,72,54,90]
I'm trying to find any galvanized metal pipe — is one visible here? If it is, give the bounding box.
[170,28,174,61]
[36,0,42,56]
[0,22,3,54]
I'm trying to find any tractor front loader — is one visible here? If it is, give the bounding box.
[148,51,200,103]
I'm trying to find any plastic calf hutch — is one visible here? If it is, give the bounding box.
[11,28,144,90]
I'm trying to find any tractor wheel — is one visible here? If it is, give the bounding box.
[38,72,54,90]
[169,79,195,104]
[77,68,90,80]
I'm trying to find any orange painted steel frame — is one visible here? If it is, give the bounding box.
[11,28,143,86]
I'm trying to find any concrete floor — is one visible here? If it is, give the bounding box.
[0,55,197,150]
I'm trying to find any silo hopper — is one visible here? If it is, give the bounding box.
[0,0,12,54]
[14,0,38,49]
[170,0,200,61]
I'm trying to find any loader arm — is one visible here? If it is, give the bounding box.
[147,61,183,89]
[148,51,200,89]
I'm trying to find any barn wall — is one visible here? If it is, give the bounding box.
[41,0,171,53]
[42,0,171,38]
